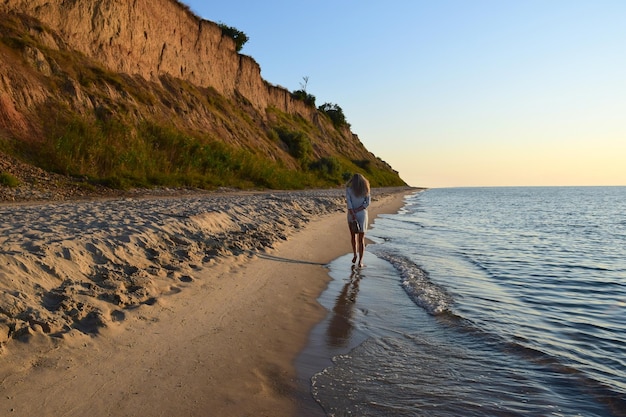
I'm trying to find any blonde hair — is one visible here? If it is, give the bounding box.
[347,173,370,198]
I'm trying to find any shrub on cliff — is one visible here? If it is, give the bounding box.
[217,23,249,52]
[275,127,313,165]
[309,156,344,183]
[0,172,20,188]
[319,102,349,129]
[291,89,316,107]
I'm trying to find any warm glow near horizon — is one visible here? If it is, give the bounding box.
[393,132,626,188]
[186,0,625,188]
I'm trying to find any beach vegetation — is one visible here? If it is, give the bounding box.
[0,14,42,51]
[310,156,341,178]
[291,89,316,107]
[0,172,20,187]
[300,76,310,91]
[352,159,371,171]
[292,76,316,107]
[19,108,326,190]
[275,127,313,164]
[217,23,249,52]
[319,102,349,129]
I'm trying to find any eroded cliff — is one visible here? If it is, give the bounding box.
[0,0,404,191]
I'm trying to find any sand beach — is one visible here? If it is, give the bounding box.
[0,187,411,416]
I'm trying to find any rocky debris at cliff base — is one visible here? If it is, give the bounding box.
[0,151,221,203]
[0,152,123,202]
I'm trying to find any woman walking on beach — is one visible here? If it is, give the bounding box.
[346,173,371,267]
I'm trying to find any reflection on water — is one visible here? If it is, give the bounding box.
[326,266,362,347]
[294,259,372,417]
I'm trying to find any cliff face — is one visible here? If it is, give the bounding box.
[1,0,311,117]
[0,0,403,189]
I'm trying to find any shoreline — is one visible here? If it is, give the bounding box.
[0,187,414,416]
[293,190,413,416]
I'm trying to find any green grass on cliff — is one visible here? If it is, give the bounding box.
[0,172,20,187]
[5,108,402,190]
[19,113,314,190]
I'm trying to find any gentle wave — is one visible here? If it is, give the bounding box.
[371,250,453,316]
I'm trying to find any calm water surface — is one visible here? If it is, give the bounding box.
[299,187,626,417]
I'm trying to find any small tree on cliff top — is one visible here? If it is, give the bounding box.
[292,76,316,107]
[217,22,249,52]
[319,102,349,128]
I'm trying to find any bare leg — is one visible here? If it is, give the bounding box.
[350,230,357,263]
[357,232,365,267]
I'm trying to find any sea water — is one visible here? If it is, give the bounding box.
[298,187,626,417]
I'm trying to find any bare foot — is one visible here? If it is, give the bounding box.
[352,254,357,263]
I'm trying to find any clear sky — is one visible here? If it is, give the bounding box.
[183,0,625,188]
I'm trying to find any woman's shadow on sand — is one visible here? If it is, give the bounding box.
[254,252,326,266]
